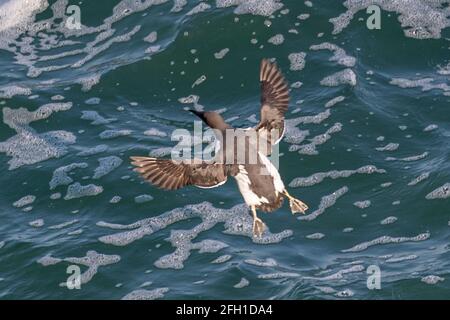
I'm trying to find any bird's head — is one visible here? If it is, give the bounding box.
[188,109,230,130]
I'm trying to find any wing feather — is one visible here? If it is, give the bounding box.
[130,157,228,190]
[255,59,290,155]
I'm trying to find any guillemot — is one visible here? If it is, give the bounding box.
[131,59,308,237]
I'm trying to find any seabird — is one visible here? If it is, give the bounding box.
[131,59,308,237]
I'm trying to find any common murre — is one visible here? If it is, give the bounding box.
[131,59,308,237]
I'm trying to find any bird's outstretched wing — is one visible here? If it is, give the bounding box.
[255,59,290,155]
[130,156,228,190]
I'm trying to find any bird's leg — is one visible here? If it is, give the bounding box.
[283,190,309,214]
[251,205,265,238]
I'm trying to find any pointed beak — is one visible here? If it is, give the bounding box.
[188,109,204,118]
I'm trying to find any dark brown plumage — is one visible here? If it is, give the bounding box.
[130,59,308,237]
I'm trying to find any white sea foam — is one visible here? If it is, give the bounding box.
[408,173,430,186]
[50,193,61,200]
[85,97,101,105]
[143,31,157,43]
[309,265,365,281]
[99,129,132,139]
[291,123,342,155]
[325,96,345,108]
[329,0,450,39]
[144,128,167,137]
[171,0,187,12]
[178,94,204,111]
[0,85,32,99]
[310,42,356,67]
[216,0,283,17]
[299,187,348,221]
[233,277,249,288]
[258,272,300,280]
[268,34,284,45]
[48,219,79,230]
[390,77,450,95]
[320,69,356,87]
[380,216,398,225]
[68,229,83,236]
[244,258,277,267]
[77,74,101,92]
[291,81,303,89]
[425,183,450,200]
[93,156,123,179]
[64,183,103,200]
[290,165,385,188]
[342,233,430,253]
[376,143,399,152]
[335,289,354,298]
[211,255,232,264]
[110,196,122,204]
[288,52,306,71]
[38,250,120,286]
[0,103,75,170]
[122,288,169,300]
[306,233,325,240]
[149,147,172,157]
[353,200,371,209]
[187,2,211,16]
[81,111,116,125]
[76,145,108,157]
[49,163,88,190]
[29,219,44,228]
[386,254,418,263]
[134,194,154,203]
[13,195,36,208]
[297,13,310,20]
[421,275,444,285]
[423,124,438,132]
[97,202,292,269]
[284,110,330,144]
[385,152,428,162]
[214,48,230,59]
[192,75,206,88]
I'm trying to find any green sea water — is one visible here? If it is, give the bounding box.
[0,0,449,299]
